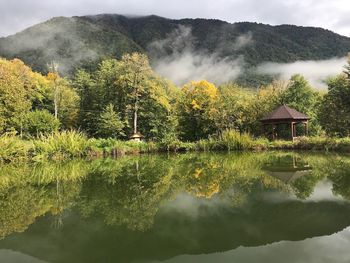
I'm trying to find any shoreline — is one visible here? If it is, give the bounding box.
[1,131,350,164]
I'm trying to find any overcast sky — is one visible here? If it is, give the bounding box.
[1,0,350,37]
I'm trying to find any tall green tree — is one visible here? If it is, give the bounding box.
[249,80,286,135]
[281,74,322,135]
[46,72,80,129]
[281,75,317,113]
[73,53,175,140]
[97,104,125,139]
[215,83,255,133]
[73,69,99,135]
[115,53,154,135]
[320,75,350,136]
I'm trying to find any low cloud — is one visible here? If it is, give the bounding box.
[149,25,251,86]
[1,17,98,74]
[234,32,253,50]
[257,57,347,89]
[153,52,244,86]
[1,0,350,37]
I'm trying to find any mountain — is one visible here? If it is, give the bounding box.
[1,14,350,84]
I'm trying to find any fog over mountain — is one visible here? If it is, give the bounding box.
[1,0,350,37]
[0,13,349,87]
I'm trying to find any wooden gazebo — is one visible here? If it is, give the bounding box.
[130,132,144,142]
[260,105,309,140]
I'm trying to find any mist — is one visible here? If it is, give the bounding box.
[149,26,252,85]
[149,25,346,88]
[256,57,347,89]
[0,17,98,74]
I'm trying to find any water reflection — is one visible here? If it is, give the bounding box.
[155,226,350,263]
[263,154,312,183]
[0,152,350,262]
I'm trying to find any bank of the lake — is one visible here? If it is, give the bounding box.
[1,130,350,163]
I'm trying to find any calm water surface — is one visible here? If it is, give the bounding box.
[1,152,350,262]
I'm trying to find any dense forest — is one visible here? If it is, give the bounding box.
[0,53,350,145]
[1,14,350,86]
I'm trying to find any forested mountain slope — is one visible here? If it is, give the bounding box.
[1,14,349,82]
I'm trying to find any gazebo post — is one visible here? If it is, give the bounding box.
[262,123,266,137]
[305,122,308,136]
[290,122,294,140]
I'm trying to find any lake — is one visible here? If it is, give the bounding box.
[0,152,350,262]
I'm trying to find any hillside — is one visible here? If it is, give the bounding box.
[1,14,350,84]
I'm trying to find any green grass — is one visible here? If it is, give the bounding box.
[89,138,156,156]
[266,136,350,152]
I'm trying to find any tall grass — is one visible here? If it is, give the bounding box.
[0,133,33,163]
[89,138,154,156]
[219,130,254,150]
[33,131,89,160]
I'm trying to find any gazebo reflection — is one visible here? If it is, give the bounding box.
[263,155,312,184]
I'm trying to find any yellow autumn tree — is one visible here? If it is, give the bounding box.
[178,80,219,141]
[0,58,48,133]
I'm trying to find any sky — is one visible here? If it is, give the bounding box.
[1,0,350,37]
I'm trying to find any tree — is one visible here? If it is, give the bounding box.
[97,104,125,139]
[73,69,99,135]
[47,62,60,119]
[281,74,322,135]
[281,75,317,113]
[215,83,255,133]
[343,54,350,80]
[47,71,80,129]
[115,53,153,135]
[0,58,48,134]
[73,54,175,140]
[177,80,219,141]
[248,80,286,135]
[320,75,350,136]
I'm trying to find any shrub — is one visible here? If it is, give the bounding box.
[96,104,125,139]
[23,110,60,137]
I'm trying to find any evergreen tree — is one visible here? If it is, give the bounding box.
[97,104,125,139]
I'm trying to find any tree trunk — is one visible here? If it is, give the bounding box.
[134,102,138,134]
[54,88,58,119]
[50,61,59,119]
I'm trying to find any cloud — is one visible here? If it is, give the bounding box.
[234,32,253,50]
[156,226,350,263]
[149,25,250,85]
[0,17,98,74]
[1,0,350,37]
[256,57,347,89]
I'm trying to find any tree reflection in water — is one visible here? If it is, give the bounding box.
[0,152,350,262]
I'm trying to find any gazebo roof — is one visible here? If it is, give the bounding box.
[130,132,144,139]
[261,105,309,122]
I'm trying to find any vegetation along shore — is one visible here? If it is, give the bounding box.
[1,52,350,163]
